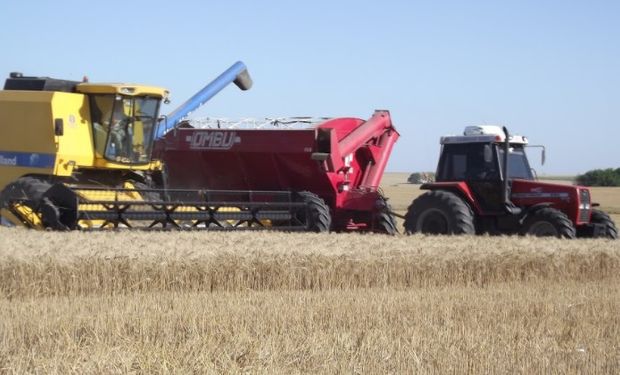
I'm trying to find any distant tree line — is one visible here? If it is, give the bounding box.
[575,168,620,186]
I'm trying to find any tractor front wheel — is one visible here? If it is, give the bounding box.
[521,207,576,239]
[404,190,475,235]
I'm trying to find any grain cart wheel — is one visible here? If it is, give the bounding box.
[373,196,398,235]
[295,191,331,232]
[590,209,618,239]
[521,207,576,239]
[404,190,475,235]
[0,176,67,230]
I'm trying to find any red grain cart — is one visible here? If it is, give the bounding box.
[157,110,399,233]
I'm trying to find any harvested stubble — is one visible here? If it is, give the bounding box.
[0,227,619,373]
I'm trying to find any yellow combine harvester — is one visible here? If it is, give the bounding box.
[0,65,300,231]
[0,72,171,229]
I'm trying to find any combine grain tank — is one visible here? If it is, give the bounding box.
[157,110,400,233]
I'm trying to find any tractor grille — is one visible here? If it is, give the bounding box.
[578,189,591,223]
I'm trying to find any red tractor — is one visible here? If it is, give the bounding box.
[404,126,617,239]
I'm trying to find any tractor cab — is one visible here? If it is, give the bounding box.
[76,83,169,166]
[435,125,535,213]
[437,125,534,183]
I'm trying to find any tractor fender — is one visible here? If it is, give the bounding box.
[420,182,482,214]
[517,202,554,224]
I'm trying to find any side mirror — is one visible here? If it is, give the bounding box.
[483,144,493,163]
[527,145,546,166]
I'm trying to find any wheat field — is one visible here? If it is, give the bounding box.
[1,174,619,373]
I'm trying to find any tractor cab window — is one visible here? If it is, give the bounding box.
[90,94,160,164]
[498,146,534,180]
[437,143,500,182]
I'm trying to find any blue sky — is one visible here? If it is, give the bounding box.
[1,1,619,174]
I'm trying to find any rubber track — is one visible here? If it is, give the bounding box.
[0,176,51,209]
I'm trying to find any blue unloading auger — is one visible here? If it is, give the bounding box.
[156,61,253,138]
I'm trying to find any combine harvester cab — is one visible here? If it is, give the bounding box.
[157,110,400,233]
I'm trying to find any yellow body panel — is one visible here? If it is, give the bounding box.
[0,91,57,190]
[0,90,161,193]
[50,91,95,174]
[76,83,169,99]
[10,204,44,229]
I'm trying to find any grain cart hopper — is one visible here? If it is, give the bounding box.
[156,110,400,233]
[0,63,280,230]
[404,126,617,239]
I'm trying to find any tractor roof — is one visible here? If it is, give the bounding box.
[440,125,528,145]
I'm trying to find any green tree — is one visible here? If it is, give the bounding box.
[576,168,620,186]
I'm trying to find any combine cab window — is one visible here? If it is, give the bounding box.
[90,95,159,164]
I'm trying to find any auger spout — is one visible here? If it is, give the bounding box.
[156,61,252,138]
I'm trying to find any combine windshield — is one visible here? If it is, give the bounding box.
[90,95,160,164]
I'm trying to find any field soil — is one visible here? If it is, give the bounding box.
[1,173,619,373]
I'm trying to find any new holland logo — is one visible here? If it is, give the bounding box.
[187,131,241,150]
[0,155,17,166]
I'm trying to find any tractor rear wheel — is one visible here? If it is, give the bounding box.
[295,191,331,233]
[521,207,576,238]
[373,196,398,235]
[590,209,618,239]
[404,190,475,235]
[0,176,67,230]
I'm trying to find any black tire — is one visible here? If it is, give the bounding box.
[295,191,331,233]
[0,176,65,229]
[373,196,398,235]
[404,190,475,235]
[521,207,576,239]
[590,209,618,239]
